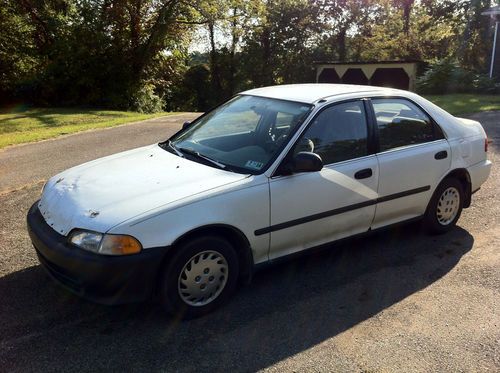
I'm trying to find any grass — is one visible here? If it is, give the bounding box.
[0,106,176,149]
[424,94,500,116]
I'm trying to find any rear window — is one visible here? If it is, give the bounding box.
[372,98,436,151]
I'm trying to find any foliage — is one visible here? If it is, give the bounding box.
[129,84,166,113]
[171,64,212,111]
[417,60,500,94]
[1,0,192,109]
[1,0,499,112]
[458,0,496,72]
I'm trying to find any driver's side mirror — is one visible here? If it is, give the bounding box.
[182,121,191,130]
[284,152,323,174]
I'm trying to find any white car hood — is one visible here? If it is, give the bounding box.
[39,144,248,236]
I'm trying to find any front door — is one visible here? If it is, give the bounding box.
[265,100,379,260]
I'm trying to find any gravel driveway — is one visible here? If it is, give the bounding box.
[0,111,498,372]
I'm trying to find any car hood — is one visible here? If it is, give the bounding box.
[38,144,248,236]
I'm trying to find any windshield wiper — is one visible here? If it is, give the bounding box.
[178,147,227,170]
[167,140,184,157]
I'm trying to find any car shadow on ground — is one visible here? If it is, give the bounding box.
[0,223,474,372]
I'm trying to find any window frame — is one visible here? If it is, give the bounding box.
[366,96,446,154]
[273,98,377,177]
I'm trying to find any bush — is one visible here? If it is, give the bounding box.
[129,83,165,113]
[417,60,499,94]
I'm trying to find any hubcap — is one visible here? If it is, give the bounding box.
[436,187,460,226]
[178,250,228,307]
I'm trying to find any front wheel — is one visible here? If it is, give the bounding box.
[160,236,239,319]
[424,178,464,234]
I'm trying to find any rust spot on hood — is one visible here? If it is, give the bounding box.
[89,210,100,218]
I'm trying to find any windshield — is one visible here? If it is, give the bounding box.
[167,95,312,174]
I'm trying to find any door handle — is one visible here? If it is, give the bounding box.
[435,150,448,160]
[354,168,373,179]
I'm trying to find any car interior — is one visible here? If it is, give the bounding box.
[186,103,309,171]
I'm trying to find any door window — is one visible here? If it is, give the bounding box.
[372,98,436,151]
[293,101,369,164]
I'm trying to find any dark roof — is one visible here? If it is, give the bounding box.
[313,60,421,65]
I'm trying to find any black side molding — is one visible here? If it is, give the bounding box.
[255,199,376,236]
[377,185,430,203]
[255,185,431,236]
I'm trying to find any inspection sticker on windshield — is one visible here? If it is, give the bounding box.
[245,160,264,170]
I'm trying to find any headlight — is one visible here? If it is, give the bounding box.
[69,231,103,252]
[69,230,142,255]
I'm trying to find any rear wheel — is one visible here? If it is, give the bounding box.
[424,178,464,234]
[160,236,239,319]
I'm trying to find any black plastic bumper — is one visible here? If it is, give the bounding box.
[27,201,168,305]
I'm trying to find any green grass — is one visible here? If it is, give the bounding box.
[0,107,176,149]
[424,94,500,116]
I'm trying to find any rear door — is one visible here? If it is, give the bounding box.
[370,98,451,229]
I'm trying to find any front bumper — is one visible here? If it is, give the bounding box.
[27,201,168,305]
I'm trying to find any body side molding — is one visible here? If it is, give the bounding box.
[255,185,431,236]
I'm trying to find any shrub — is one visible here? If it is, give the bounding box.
[417,60,499,94]
[129,83,165,113]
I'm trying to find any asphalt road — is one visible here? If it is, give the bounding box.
[0,112,499,372]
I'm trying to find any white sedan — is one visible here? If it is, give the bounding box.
[27,84,491,318]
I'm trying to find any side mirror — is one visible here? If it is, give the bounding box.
[291,152,323,173]
[182,121,191,130]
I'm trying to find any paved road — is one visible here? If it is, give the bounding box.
[0,112,499,372]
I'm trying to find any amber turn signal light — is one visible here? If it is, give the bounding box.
[99,234,142,255]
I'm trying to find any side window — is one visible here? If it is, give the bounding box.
[372,98,436,152]
[294,101,368,164]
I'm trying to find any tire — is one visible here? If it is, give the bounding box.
[160,235,239,319]
[424,178,464,234]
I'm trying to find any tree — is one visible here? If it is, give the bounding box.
[239,0,320,86]
[1,0,495,110]
[315,0,381,62]
[2,0,196,109]
[458,0,496,72]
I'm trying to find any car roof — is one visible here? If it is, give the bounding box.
[241,83,402,104]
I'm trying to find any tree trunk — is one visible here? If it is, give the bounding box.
[129,0,142,51]
[337,27,347,62]
[260,26,273,85]
[208,21,223,103]
[133,0,179,82]
[228,7,238,95]
[402,0,415,35]
[17,0,53,54]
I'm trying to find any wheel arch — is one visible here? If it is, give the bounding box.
[440,168,472,208]
[164,224,254,285]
